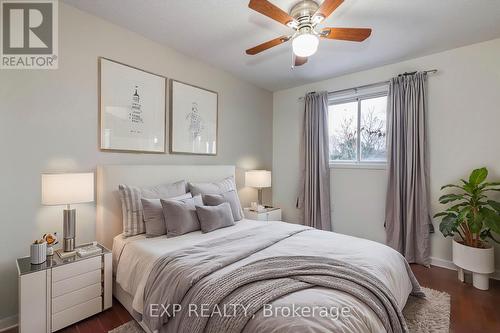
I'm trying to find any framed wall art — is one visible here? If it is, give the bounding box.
[99,57,166,153]
[170,79,218,155]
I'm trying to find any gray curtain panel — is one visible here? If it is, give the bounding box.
[385,72,432,266]
[297,91,332,231]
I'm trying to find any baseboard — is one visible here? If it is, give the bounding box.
[0,315,18,332]
[430,257,457,271]
[430,256,500,280]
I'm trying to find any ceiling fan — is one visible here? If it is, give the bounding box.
[246,0,372,67]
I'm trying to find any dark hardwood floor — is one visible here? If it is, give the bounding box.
[4,299,133,333]
[5,265,500,333]
[411,264,500,333]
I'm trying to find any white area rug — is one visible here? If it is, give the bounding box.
[109,320,143,333]
[403,287,451,332]
[109,287,451,333]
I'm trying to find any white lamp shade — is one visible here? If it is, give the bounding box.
[245,170,272,188]
[292,33,319,57]
[42,173,94,205]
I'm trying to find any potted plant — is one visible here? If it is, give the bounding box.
[434,167,500,290]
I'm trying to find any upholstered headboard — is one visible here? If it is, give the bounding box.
[96,164,236,249]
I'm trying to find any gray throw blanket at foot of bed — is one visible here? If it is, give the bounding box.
[143,224,424,333]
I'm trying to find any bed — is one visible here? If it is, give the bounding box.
[97,165,422,333]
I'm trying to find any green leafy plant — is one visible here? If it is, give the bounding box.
[435,167,500,248]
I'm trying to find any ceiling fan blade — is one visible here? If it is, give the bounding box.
[321,27,372,41]
[248,0,295,26]
[294,56,308,67]
[246,36,290,55]
[313,0,344,20]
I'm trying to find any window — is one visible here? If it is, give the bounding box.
[328,93,388,166]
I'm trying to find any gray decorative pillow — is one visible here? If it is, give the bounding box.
[118,180,187,237]
[188,176,243,216]
[203,190,243,221]
[141,193,192,237]
[160,195,204,238]
[196,203,235,233]
[188,176,236,196]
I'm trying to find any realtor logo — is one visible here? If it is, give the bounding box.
[1,0,58,69]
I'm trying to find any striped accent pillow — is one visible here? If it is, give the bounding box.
[188,176,243,216]
[118,180,187,237]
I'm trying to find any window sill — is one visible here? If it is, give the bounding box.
[329,163,387,170]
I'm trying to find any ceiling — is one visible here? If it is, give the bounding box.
[64,0,500,91]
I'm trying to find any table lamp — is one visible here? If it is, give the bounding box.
[245,170,271,206]
[41,173,94,256]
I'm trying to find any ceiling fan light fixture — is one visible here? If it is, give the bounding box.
[311,15,324,25]
[246,0,372,58]
[292,32,319,57]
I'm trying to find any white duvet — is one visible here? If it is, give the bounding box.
[114,220,413,332]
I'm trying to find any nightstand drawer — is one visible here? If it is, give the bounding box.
[52,283,102,314]
[244,208,282,221]
[52,269,101,297]
[266,209,282,221]
[52,296,102,332]
[52,256,101,282]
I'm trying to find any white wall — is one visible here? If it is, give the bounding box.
[273,38,500,272]
[0,3,273,321]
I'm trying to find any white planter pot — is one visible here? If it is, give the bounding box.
[452,238,494,290]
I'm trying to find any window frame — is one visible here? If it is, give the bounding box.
[328,91,388,169]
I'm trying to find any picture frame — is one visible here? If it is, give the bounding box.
[169,79,218,155]
[99,57,167,153]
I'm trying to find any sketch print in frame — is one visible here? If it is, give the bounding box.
[170,80,218,155]
[99,57,166,153]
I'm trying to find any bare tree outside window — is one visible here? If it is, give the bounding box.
[360,96,387,161]
[329,101,357,161]
[328,96,387,163]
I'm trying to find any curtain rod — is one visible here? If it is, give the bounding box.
[298,69,438,101]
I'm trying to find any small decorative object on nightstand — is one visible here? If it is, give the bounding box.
[244,207,282,221]
[41,172,94,258]
[30,240,47,265]
[17,242,112,333]
[43,232,59,256]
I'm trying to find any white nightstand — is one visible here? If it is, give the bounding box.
[16,243,112,333]
[244,207,282,221]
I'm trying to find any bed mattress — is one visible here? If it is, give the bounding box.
[113,219,414,332]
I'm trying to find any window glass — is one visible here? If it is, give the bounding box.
[328,101,358,161]
[328,95,387,164]
[360,96,387,161]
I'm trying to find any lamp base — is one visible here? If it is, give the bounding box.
[63,238,75,252]
[63,208,76,252]
[56,248,76,259]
